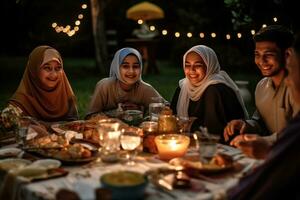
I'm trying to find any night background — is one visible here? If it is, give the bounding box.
[1,0,299,117]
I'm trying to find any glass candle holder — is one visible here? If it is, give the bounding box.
[155,134,190,161]
[140,121,158,153]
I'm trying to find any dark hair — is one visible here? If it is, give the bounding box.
[253,25,294,51]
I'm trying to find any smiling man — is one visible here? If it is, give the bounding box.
[228,30,300,200]
[224,25,299,144]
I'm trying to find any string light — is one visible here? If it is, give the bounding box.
[137,19,143,24]
[237,32,242,38]
[251,29,256,35]
[162,30,168,35]
[199,32,205,38]
[187,32,192,38]
[226,34,231,40]
[175,32,180,37]
[273,17,277,22]
[211,32,216,38]
[51,3,87,37]
[149,26,156,31]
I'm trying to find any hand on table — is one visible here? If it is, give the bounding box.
[223,120,247,142]
[230,134,271,159]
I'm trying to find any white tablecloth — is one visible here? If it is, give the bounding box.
[17,144,262,200]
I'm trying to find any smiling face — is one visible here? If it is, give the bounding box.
[254,41,285,77]
[39,60,63,90]
[285,48,300,105]
[119,54,141,89]
[184,51,207,86]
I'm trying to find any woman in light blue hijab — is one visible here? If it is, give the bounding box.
[86,47,163,118]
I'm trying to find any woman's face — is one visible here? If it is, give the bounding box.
[39,60,63,90]
[119,54,141,86]
[285,48,300,105]
[184,51,207,86]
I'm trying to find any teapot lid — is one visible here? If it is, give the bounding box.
[160,106,173,115]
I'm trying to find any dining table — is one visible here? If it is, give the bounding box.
[0,136,263,200]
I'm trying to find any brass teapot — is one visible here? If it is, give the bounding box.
[158,106,177,134]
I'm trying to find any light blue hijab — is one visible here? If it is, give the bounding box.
[109,47,143,84]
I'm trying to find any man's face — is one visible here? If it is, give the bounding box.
[254,41,285,77]
[285,48,300,105]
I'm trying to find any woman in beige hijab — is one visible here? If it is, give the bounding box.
[170,45,248,143]
[5,45,78,122]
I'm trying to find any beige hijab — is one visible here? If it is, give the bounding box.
[177,45,248,118]
[9,45,78,121]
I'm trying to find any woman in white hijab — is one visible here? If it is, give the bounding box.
[86,47,163,118]
[170,45,248,143]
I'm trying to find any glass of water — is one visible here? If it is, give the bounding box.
[149,97,166,121]
[120,127,142,166]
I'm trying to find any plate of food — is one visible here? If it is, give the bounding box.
[16,165,68,181]
[51,121,100,144]
[51,120,86,134]
[30,159,62,170]
[0,158,32,171]
[26,143,98,164]
[0,147,22,158]
[169,153,235,174]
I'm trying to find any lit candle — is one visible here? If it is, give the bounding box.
[155,134,190,160]
[140,121,158,153]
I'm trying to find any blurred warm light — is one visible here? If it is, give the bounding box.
[55,27,61,33]
[251,29,255,35]
[199,32,205,38]
[74,26,79,31]
[78,14,83,19]
[81,4,87,9]
[137,19,143,24]
[262,24,267,28]
[187,32,192,38]
[211,32,216,38]
[150,26,155,31]
[226,34,231,40]
[237,32,242,38]
[75,20,81,26]
[162,30,167,35]
[175,32,180,37]
[52,23,57,28]
[273,17,278,22]
[63,25,70,33]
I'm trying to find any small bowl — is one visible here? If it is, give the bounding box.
[122,110,143,126]
[100,171,148,200]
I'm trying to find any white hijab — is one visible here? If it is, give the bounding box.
[177,45,248,118]
[109,47,143,84]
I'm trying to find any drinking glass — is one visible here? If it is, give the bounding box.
[120,127,142,166]
[199,139,217,164]
[149,97,166,121]
[198,131,219,164]
[177,116,190,134]
[97,119,121,163]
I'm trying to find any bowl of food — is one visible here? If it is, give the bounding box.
[100,171,148,200]
[122,110,143,126]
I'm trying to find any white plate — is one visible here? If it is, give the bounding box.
[0,147,22,158]
[31,159,61,170]
[16,166,48,179]
[0,158,32,170]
